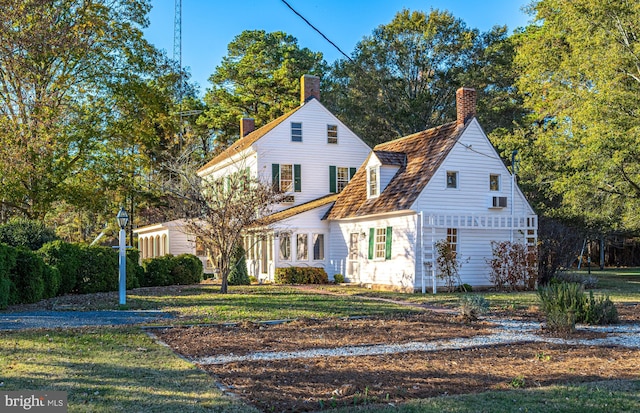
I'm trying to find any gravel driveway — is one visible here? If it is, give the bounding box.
[0,310,172,330]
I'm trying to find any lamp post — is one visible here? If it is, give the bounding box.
[116,207,129,305]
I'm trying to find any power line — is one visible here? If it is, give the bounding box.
[280,0,353,62]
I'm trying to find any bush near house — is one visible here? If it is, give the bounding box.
[141,254,203,287]
[0,243,17,309]
[274,267,329,284]
[488,241,538,291]
[9,248,47,304]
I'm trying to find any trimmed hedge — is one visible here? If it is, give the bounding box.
[141,254,203,287]
[274,267,329,284]
[0,244,17,308]
[9,248,46,304]
[39,240,82,294]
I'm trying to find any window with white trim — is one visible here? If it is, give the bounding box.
[327,124,338,144]
[291,122,302,142]
[337,167,349,192]
[279,233,291,261]
[297,233,308,261]
[280,164,293,192]
[490,174,500,191]
[446,171,458,189]
[313,234,324,260]
[375,228,387,259]
[447,228,458,256]
[367,167,379,197]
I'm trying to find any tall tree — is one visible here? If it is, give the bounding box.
[512,0,640,231]
[0,0,179,223]
[200,30,327,152]
[323,9,523,147]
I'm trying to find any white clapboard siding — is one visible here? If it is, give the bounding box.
[256,100,371,208]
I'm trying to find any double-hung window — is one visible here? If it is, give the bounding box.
[272,164,301,192]
[368,227,392,260]
[291,122,302,142]
[329,166,357,193]
[327,124,338,144]
[367,167,379,198]
[447,228,458,256]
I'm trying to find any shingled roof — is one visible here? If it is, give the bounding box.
[326,121,465,220]
[254,194,339,227]
[197,105,303,175]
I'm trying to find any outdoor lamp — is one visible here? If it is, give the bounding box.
[117,207,129,229]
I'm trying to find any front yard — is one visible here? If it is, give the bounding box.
[1,270,640,412]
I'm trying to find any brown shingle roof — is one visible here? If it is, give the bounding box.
[326,121,464,220]
[197,105,303,175]
[254,194,339,226]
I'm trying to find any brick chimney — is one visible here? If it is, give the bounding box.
[456,87,476,126]
[300,74,320,105]
[240,117,255,137]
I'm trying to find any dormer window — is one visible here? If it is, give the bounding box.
[367,166,379,198]
[291,122,302,142]
[446,171,458,189]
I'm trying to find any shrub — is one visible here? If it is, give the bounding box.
[142,254,202,287]
[435,239,465,292]
[42,265,61,299]
[126,249,143,290]
[228,244,250,286]
[488,241,537,291]
[538,282,618,333]
[249,275,258,284]
[458,294,489,321]
[274,267,328,284]
[0,218,57,251]
[75,246,119,294]
[583,291,618,325]
[141,255,173,287]
[456,283,473,292]
[553,271,598,289]
[333,273,345,284]
[9,248,46,304]
[172,254,203,285]
[0,277,10,309]
[38,240,82,294]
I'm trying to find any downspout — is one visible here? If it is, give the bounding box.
[420,212,425,294]
[510,150,518,243]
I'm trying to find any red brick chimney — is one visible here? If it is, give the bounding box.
[240,117,255,137]
[300,74,320,105]
[456,87,476,126]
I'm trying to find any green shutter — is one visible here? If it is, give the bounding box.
[329,166,336,193]
[294,164,301,192]
[272,164,280,191]
[349,167,357,180]
[385,226,393,260]
[368,228,375,260]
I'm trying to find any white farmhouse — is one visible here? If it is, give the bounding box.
[325,88,537,291]
[135,78,537,291]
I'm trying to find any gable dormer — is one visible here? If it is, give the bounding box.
[366,151,406,199]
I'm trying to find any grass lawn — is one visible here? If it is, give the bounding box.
[1,269,639,412]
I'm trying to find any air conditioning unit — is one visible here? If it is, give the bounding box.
[491,196,507,208]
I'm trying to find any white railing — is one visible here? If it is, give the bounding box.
[423,214,537,230]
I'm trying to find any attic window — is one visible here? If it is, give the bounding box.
[490,174,500,191]
[327,124,338,144]
[291,122,302,142]
[446,171,458,189]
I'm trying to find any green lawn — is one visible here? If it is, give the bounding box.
[1,271,639,412]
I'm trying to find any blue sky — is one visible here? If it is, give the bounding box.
[143,0,531,94]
